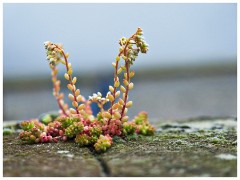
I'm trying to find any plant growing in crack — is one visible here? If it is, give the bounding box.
[18,27,155,152]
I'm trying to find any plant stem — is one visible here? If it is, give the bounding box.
[108,34,136,124]
[51,66,68,117]
[120,61,130,121]
[55,45,80,115]
[109,60,119,116]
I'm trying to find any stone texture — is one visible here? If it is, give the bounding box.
[3,117,237,177]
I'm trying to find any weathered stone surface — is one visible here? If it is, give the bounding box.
[3,117,237,177]
[3,135,104,177]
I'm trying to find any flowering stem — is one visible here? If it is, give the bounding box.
[108,35,136,125]
[109,60,119,116]
[51,66,68,117]
[120,61,130,121]
[55,45,80,115]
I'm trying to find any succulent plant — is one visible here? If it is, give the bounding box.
[18,28,155,152]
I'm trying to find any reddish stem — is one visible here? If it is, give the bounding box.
[55,45,80,115]
[120,62,130,121]
[52,66,68,117]
[108,34,136,125]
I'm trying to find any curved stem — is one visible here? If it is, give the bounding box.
[54,45,80,115]
[51,66,68,117]
[108,35,136,124]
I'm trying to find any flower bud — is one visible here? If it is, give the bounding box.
[67,63,71,68]
[103,112,111,119]
[122,116,129,122]
[67,69,73,75]
[119,98,125,106]
[61,59,66,65]
[116,56,120,61]
[112,62,116,67]
[129,82,134,90]
[124,73,127,79]
[114,111,121,119]
[72,85,76,91]
[64,73,69,80]
[68,94,74,101]
[72,101,78,108]
[114,80,120,88]
[70,108,76,114]
[126,101,133,108]
[115,91,120,98]
[109,86,114,93]
[77,95,82,102]
[67,84,73,91]
[78,104,85,110]
[107,94,114,102]
[72,77,77,84]
[117,68,122,75]
[122,56,127,61]
[130,70,135,78]
[120,85,126,93]
[121,66,126,70]
[65,53,69,58]
[123,79,129,86]
[124,108,128,114]
[112,103,119,110]
[59,99,64,105]
[118,104,123,110]
[75,89,80,96]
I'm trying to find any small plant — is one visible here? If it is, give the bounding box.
[19,27,155,152]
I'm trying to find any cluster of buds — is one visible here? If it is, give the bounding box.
[133,111,155,136]
[46,121,67,142]
[75,125,102,146]
[119,27,149,65]
[89,92,109,112]
[137,124,155,136]
[44,41,86,116]
[122,122,137,135]
[94,134,113,153]
[56,116,80,128]
[44,41,63,67]
[65,122,84,138]
[134,28,149,54]
[20,119,45,131]
[105,27,148,126]
[19,120,54,144]
[102,119,122,136]
[19,130,53,144]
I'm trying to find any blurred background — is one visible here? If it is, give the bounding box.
[3,3,237,122]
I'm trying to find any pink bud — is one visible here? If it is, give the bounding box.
[62,136,67,141]
[59,130,64,136]
[53,137,58,143]
[102,125,107,131]
[47,136,52,141]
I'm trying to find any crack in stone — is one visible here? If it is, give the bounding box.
[88,147,111,177]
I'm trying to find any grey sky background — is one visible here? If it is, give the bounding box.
[3,3,237,79]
